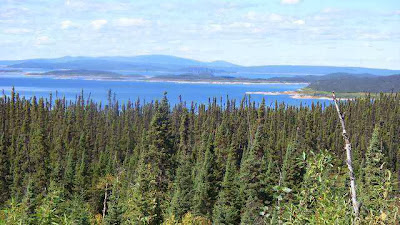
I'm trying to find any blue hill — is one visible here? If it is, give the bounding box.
[2,55,399,76]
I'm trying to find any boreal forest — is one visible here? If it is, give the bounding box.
[0,89,399,224]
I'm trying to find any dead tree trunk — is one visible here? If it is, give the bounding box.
[102,183,109,219]
[332,92,360,218]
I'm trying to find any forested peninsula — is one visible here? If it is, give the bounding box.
[0,89,398,224]
[265,73,400,99]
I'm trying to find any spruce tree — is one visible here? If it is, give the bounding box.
[104,181,123,225]
[281,142,305,192]
[127,94,173,224]
[64,147,76,196]
[36,181,65,224]
[0,134,10,205]
[20,179,37,224]
[363,125,386,211]
[192,133,217,218]
[29,120,49,195]
[238,125,269,224]
[169,110,194,219]
[126,155,162,224]
[66,194,91,225]
[74,134,89,195]
[212,152,240,224]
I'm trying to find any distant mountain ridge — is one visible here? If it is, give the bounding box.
[1,55,399,76]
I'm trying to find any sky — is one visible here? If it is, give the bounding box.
[0,0,399,69]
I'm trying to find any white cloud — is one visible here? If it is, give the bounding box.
[35,36,52,46]
[246,11,257,20]
[4,28,32,34]
[206,24,223,32]
[65,0,130,12]
[178,46,191,52]
[269,13,283,22]
[293,19,305,25]
[281,0,301,5]
[359,33,389,41]
[228,22,253,29]
[61,20,75,29]
[322,8,339,14]
[91,19,107,30]
[115,18,150,27]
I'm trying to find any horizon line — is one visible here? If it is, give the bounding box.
[1,54,399,71]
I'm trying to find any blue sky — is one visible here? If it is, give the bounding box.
[0,0,399,69]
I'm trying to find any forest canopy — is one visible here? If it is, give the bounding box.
[0,89,399,224]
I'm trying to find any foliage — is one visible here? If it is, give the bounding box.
[0,89,398,224]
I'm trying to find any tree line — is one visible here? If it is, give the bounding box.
[0,89,399,224]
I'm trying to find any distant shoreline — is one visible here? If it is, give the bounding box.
[24,72,309,85]
[246,90,352,100]
[145,79,309,85]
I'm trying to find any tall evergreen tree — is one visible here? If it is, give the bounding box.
[29,120,49,195]
[212,152,240,224]
[74,134,89,195]
[192,134,217,218]
[169,110,194,219]
[362,125,387,212]
[104,180,123,225]
[36,181,65,224]
[0,134,10,205]
[281,142,305,192]
[127,94,173,224]
[239,126,268,224]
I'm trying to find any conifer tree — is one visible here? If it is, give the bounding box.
[193,134,217,218]
[19,179,36,224]
[126,94,172,224]
[36,181,65,224]
[126,155,162,224]
[363,125,387,212]
[74,134,89,195]
[212,152,240,224]
[49,134,64,182]
[281,142,305,192]
[29,120,49,195]
[169,110,194,219]
[0,134,10,205]
[66,194,91,225]
[238,125,269,224]
[104,180,123,225]
[64,147,76,195]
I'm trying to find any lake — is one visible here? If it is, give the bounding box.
[0,70,332,107]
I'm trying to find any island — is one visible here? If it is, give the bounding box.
[147,72,287,84]
[25,70,285,84]
[0,69,23,73]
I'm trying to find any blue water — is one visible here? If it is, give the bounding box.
[0,71,331,107]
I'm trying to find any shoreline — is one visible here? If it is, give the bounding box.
[246,90,352,100]
[24,73,309,85]
[145,79,309,85]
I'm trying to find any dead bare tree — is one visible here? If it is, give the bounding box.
[102,182,109,219]
[332,92,360,218]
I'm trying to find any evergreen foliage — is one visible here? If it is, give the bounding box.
[0,89,398,224]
